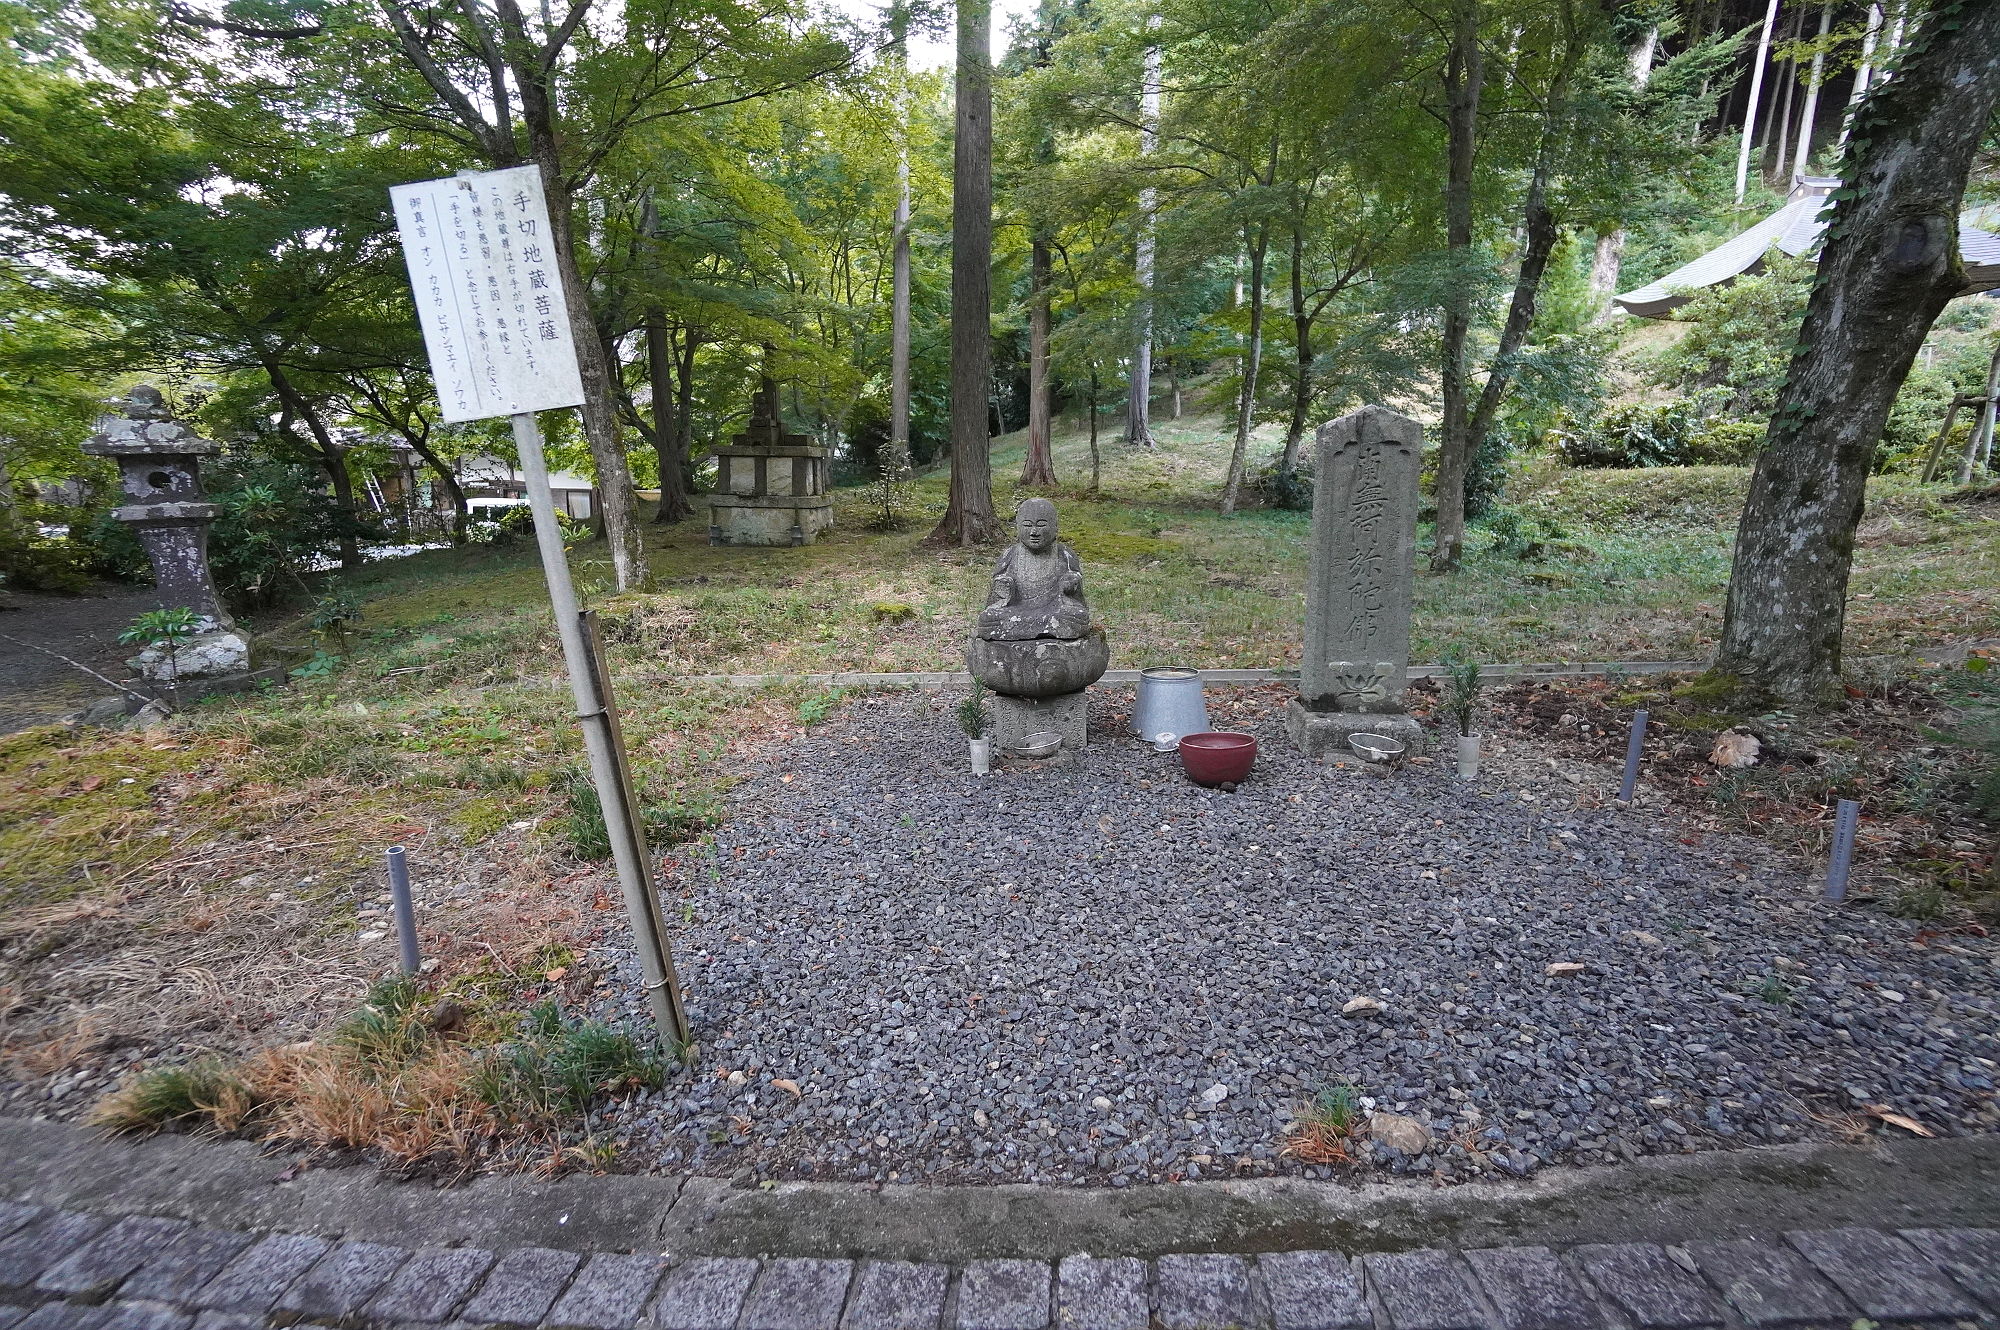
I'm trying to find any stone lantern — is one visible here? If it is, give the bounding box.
[707,379,833,547]
[82,386,249,680]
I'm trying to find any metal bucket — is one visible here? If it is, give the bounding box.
[1132,666,1209,742]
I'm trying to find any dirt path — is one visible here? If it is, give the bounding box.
[0,585,161,733]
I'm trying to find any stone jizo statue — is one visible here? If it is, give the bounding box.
[976,498,1092,642]
[963,499,1110,751]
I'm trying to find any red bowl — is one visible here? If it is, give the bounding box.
[1178,731,1257,786]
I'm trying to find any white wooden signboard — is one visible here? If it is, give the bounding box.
[390,164,586,424]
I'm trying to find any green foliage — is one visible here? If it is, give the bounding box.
[89,1058,259,1133]
[473,1002,672,1120]
[309,587,361,645]
[1299,1081,1362,1135]
[957,680,988,739]
[1646,256,1813,419]
[1442,652,1482,736]
[118,606,202,651]
[332,975,430,1073]
[0,515,93,593]
[289,649,341,681]
[556,765,718,861]
[1557,401,1764,469]
[797,688,842,724]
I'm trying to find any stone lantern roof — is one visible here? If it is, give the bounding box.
[82,386,220,459]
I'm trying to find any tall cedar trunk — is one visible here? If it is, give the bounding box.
[930,0,1000,545]
[1220,219,1270,514]
[1765,5,1803,182]
[1021,238,1056,485]
[646,311,693,522]
[1464,165,1561,468]
[1733,0,1781,203]
[1712,0,2000,705]
[1792,2,1832,180]
[498,0,646,589]
[1278,219,1312,485]
[889,146,914,478]
[1126,34,1161,450]
[1432,0,1483,571]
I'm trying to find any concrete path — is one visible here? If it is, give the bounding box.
[1,1118,1998,1327]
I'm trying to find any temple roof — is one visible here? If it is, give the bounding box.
[1615,177,2000,318]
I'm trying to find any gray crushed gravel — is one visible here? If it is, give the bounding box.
[587,689,2000,1186]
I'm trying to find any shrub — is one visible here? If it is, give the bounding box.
[0,518,95,593]
[1556,402,1763,469]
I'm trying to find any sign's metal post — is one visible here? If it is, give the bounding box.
[389,162,688,1049]
[1618,708,1650,803]
[514,412,689,1047]
[1824,798,1861,902]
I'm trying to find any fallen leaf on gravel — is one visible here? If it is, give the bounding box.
[1865,1105,1935,1137]
[1546,962,1587,978]
[772,1078,801,1097]
[544,967,568,981]
[1341,995,1386,1016]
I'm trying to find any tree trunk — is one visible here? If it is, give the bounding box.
[673,330,700,495]
[1792,2,1832,179]
[1278,218,1313,488]
[1087,368,1102,492]
[930,0,1000,546]
[1169,367,1182,419]
[1220,219,1270,514]
[1590,26,1658,319]
[1126,31,1162,450]
[1464,164,1560,470]
[499,0,646,590]
[1021,238,1056,486]
[1956,339,2000,486]
[1766,4,1804,183]
[405,432,469,545]
[889,133,914,480]
[1432,0,1483,571]
[1836,1,1886,154]
[1734,0,1782,203]
[265,362,362,569]
[646,312,694,523]
[1711,0,2000,705]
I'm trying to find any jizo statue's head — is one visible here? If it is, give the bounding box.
[1016,498,1058,553]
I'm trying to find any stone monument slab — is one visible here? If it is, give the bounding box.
[1286,404,1426,761]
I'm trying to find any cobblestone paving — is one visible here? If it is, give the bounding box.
[0,1200,1993,1328]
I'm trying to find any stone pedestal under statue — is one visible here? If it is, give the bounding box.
[1287,404,1426,762]
[708,380,833,547]
[964,500,1108,754]
[82,387,251,685]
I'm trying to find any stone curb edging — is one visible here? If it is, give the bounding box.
[0,1198,1995,1330]
[684,662,1704,689]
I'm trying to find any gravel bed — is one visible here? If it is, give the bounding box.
[589,689,2000,1186]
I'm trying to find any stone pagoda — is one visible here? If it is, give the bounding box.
[707,380,833,547]
[81,386,249,681]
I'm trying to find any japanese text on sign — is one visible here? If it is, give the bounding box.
[390,165,585,424]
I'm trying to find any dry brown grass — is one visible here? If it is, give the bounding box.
[1279,1119,1358,1166]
